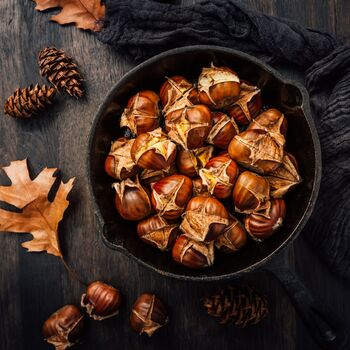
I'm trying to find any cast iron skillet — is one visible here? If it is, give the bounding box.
[87,46,347,349]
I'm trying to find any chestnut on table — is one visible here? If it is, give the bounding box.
[104,63,300,270]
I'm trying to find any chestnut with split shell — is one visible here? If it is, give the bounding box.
[113,176,151,221]
[180,196,229,242]
[137,215,180,251]
[131,127,177,170]
[245,198,286,241]
[120,90,160,135]
[81,281,122,321]
[165,105,212,150]
[199,154,239,199]
[232,171,270,214]
[130,293,168,336]
[248,108,288,146]
[207,111,239,149]
[228,129,284,174]
[160,75,194,113]
[42,305,84,350]
[104,137,140,180]
[215,216,247,253]
[151,174,193,220]
[172,234,215,269]
[198,64,241,109]
[226,81,262,125]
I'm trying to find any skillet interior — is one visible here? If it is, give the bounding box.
[87,46,320,281]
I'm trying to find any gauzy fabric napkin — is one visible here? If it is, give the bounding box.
[98,0,350,280]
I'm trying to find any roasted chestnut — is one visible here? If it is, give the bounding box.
[130,293,168,336]
[139,164,177,186]
[104,138,140,180]
[131,127,177,170]
[228,129,284,174]
[207,112,239,149]
[137,215,180,251]
[172,234,214,269]
[42,305,84,350]
[151,174,193,219]
[165,105,212,149]
[176,145,214,178]
[226,81,262,125]
[265,153,302,198]
[198,64,240,109]
[192,177,209,197]
[160,75,193,112]
[120,90,160,135]
[180,196,229,242]
[215,216,247,253]
[245,199,286,241]
[248,108,287,146]
[113,176,151,221]
[233,171,270,214]
[199,155,239,199]
[81,281,122,321]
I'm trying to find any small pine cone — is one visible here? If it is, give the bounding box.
[203,285,268,327]
[4,84,56,118]
[39,47,84,98]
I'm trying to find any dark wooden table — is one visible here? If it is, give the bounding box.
[1,1,349,349]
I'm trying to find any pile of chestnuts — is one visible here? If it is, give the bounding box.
[42,281,168,348]
[105,64,302,269]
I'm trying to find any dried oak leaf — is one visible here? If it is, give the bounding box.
[33,0,105,32]
[0,159,74,257]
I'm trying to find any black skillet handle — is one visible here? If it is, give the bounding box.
[265,264,349,350]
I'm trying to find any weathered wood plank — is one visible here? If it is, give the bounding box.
[335,0,350,40]
[0,1,349,350]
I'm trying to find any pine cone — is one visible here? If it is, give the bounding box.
[39,47,84,98]
[4,84,56,118]
[203,285,268,327]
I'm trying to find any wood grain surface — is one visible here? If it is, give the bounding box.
[0,1,349,349]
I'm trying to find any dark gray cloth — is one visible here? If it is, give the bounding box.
[98,0,350,280]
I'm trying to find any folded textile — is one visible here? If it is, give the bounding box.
[99,0,350,280]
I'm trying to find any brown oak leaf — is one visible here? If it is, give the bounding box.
[33,0,105,32]
[0,159,74,257]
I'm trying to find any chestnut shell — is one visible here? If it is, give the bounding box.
[226,81,262,125]
[228,129,283,174]
[137,215,180,251]
[42,305,84,349]
[198,65,241,109]
[130,293,168,336]
[207,112,239,149]
[131,128,177,170]
[151,174,193,219]
[120,90,160,135]
[180,196,229,242]
[104,138,140,180]
[113,177,151,221]
[232,171,270,214]
[160,75,193,111]
[199,154,239,199]
[245,199,286,241]
[81,281,122,321]
[215,216,247,253]
[165,105,212,149]
[172,235,215,269]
